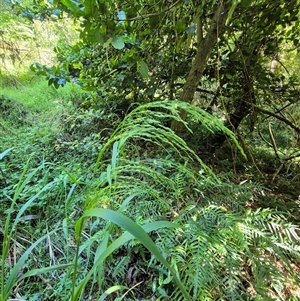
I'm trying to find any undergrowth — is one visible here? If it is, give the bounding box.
[1,95,299,300]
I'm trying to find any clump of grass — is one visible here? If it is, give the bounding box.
[0,72,84,112]
[0,153,71,301]
[0,95,31,127]
[1,97,299,300]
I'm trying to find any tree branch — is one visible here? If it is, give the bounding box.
[253,104,300,133]
[171,0,231,133]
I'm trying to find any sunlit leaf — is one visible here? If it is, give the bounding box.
[98,285,128,301]
[186,22,196,34]
[226,0,241,25]
[117,10,126,21]
[58,78,67,86]
[61,0,83,15]
[0,148,13,160]
[52,9,62,16]
[111,36,125,49]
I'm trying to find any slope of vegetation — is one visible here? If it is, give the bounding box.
[1,1,300,300]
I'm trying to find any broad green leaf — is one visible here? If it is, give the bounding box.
[111,36,125,50]
[72,209,192,301]
[137,60,149,79]
[72,219,180,300]
[149,15,160,29]
[83,0,95,16]
[61,0,83,15]
[94,29,105,44]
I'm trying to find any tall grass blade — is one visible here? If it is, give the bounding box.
[3,230,57,300]
[1,161,59,300]
[72,219,180,300]
[2,159,34,299]
[12,180,56,230]
[18,263,72,281]
[73,209,192,301]
[0,148,13,160]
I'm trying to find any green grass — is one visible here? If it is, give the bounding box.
[0,72,84,112]
[0,71,87,155]
[1,72,300,300]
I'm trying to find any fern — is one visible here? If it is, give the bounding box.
[110,255,130,281]
[74,100,299,300]
[153,202,300,300]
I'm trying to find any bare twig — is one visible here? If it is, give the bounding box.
[250,103,300,133]
[268,123,281,160]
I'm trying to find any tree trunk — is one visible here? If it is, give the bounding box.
[209,70,255,148]
[171,1,231,133]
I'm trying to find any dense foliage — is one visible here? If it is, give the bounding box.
[1,0,300,300]
[23,0,300,137]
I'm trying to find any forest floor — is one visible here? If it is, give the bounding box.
[1,74,300,300]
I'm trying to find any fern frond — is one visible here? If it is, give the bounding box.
[111,255,130,281]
